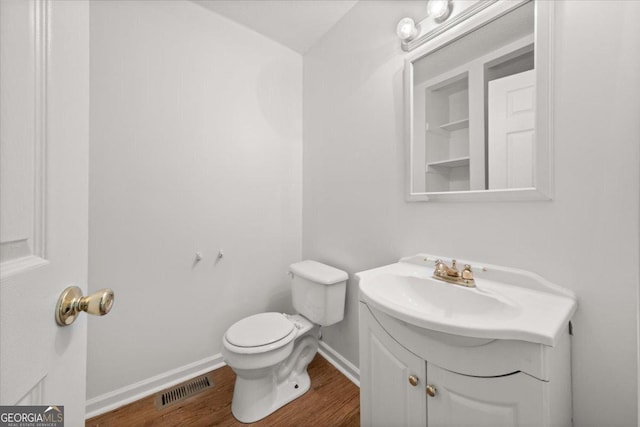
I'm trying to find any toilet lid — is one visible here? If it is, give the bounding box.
[225,312,295,348]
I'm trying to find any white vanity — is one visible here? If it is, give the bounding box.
[357,255,577,427]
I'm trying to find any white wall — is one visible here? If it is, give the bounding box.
[88,0,302,403]
[303,1,640,426]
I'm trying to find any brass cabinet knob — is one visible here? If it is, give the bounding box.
[426,384,437,397]
[408,375,419,387]
[56,286,114,326]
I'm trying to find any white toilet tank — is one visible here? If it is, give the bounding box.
[289,260,348,326]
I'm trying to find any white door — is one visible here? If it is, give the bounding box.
[488,69,535,189]
[1,1,90,425]
[426,364,545,427]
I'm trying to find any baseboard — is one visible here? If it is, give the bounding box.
[318,340,360,387]
[85,353,225,419]
[86,343,358,419]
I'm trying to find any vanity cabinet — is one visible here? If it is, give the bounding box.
[359,303,572,427]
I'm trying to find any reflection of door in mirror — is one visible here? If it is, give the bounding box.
[488,69,535,189]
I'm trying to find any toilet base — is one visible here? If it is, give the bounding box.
[231,369,311,424]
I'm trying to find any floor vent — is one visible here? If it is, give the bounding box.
[155,374,214,410]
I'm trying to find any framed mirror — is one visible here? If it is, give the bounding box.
[404,0,553,202]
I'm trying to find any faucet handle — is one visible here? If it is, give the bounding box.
[461,264,474,281]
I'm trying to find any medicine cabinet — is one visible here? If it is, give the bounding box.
[405,0,553,201]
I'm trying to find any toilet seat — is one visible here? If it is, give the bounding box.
[225,312,295,349]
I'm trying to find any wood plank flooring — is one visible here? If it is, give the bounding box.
[86,355,360,427]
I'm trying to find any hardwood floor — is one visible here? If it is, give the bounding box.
[86,355,360,427]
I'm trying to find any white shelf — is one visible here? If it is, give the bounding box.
[427,156,470,171]
[440,118,469,132]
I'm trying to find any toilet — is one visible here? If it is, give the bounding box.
[222,260,348,423]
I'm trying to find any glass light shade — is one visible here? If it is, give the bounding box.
[396,17,419,41]
[427,0,452,23]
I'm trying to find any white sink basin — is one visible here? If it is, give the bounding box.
[372,273,520,320]
[357,254,577,346]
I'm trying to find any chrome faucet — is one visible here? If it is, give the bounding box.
[433,259,475,287]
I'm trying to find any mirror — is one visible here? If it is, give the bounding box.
[405,0,553,201]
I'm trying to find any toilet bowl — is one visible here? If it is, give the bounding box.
[222,313,319,423]
[221,260,348,423]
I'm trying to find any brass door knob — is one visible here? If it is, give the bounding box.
[408,375,419,387]
[426,384,437,397]
[56,286,114,326]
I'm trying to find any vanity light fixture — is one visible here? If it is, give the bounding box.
[397,0,502,51]
[396,0,456,47]
[396,17,420,42]
[427,0,453,23]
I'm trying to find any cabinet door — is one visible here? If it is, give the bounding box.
[427,364,545,427]
[360,305,426,427]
